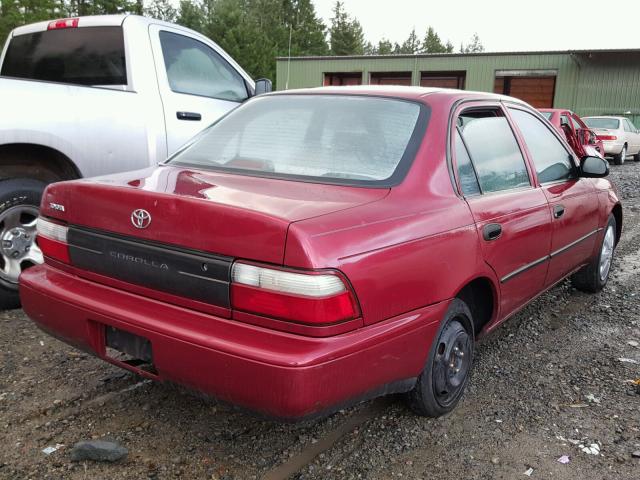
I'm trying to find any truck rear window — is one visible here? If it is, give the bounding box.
[1,26,126,86]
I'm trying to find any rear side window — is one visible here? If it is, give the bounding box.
[454,129,480,196]
[457,109,530,193]
[159,31,248,102]
[509,108,575,184]
[1,27,126,85]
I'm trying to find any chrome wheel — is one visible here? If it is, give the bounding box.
[599,225,615,282]
[432,319,472,408]
[0,205,43,287]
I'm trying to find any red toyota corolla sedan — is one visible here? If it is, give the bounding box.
[21,87,621,420]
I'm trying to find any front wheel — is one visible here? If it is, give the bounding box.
[0,178,46,309]
[571,214,616,293]
[613,146,626,165]
[408,298,474,417]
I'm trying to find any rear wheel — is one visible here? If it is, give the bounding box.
[634,149,640,162]
[613,145,626,165]
[0,179,46,309]
[571,214,616,293]
[408,298,474,417]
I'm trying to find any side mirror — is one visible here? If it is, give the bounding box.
[254,78,272,96]
[580,155,609,178]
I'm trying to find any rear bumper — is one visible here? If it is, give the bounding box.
[20,264,446,420]
[602,141,624,155]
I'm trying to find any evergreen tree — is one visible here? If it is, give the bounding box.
[398,27,419,54]
[445,40,454,53]
[329,1,364,55]
[421,26,447,53]
[145,0,177,22]
[377,38,393,55]
[460,33,485,53]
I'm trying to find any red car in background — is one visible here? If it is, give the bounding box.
[21,87,621,421]
[539,108,604,159]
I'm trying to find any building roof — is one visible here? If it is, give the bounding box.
[276,48,640,61]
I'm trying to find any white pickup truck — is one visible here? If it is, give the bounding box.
[0,14,271,308]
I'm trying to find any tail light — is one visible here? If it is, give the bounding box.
[47,18,79,30]
[36,217,70,263]
[597,135,617,141]
[231,262,360,325]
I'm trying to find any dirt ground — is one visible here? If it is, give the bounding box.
[1,164,639,480]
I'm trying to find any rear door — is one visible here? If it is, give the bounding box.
[507,105,599,286]
[623,119,640,154]
[148,25,252,155]
[452,102,552,318]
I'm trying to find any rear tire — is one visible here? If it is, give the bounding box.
[571,214,616,293]
[634,150,640,162]
[0,178,46,310]
[613,145,626,165]
[408,298,474,417]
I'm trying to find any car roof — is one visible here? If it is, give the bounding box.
[583,116,624,120]
[268,85,526,105]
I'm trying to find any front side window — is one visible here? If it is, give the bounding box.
[509,108,574,184]
[168,95,425,186]
[456,109,530,193]
[570,115,584,131]
[1,27,126,85]
[159,31,248,102]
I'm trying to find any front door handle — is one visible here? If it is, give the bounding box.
[553,204,566,219]
[483,223,502,241]
[177,111,202,121]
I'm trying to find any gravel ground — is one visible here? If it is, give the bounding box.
[1,163,640,480]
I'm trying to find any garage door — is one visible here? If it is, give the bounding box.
[370,72,412,86]
[421,71,466,89]
[494,76,556,108]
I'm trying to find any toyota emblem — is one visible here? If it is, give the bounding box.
[131,209,152,229]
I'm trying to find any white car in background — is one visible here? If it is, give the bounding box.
[583,116,640,165]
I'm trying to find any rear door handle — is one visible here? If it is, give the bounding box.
[483,223,502,241]
[177,111,202,121]
[553,204,565,218]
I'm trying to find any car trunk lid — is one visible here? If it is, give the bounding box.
[41,166,389,312]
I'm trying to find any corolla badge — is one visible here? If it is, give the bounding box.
[131,209,152,229]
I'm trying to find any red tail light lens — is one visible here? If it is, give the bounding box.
[47,18,79,30]
[596,135,617,141]
[230,262,359,325]
[36,217,70,263]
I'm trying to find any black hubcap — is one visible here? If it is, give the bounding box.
[432,319,472,407]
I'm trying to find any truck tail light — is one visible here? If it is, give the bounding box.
[230,262,360,325]
[47,18,79,30]
[36,217,70,263]
[596,135,617,141]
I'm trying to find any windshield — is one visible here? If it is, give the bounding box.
[584,118,620,130]
[168,95,426,186]
[541,112,553,120]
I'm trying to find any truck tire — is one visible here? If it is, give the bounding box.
[0,178,46,310]
[571,214,616,293]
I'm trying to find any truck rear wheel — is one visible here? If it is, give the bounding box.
[0,178,46,310]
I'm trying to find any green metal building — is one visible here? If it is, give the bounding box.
[275,49,640,124]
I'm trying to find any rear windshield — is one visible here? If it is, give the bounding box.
[168,95,426,186]
[583,118,620,130]
[1,26,126,86]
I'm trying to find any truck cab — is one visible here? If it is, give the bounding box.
[0,15,267,308]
